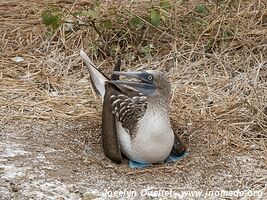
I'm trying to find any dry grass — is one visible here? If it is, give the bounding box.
[0,0,266,198]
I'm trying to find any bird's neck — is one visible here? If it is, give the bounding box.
[147,95,170,114]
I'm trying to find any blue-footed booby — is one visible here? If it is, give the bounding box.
[80,50,187,168]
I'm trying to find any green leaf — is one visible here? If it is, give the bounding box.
[100,20,113,30]
[41,9,61,30]
[160,1,171,10]
[223,29,233,38]
[149,9,161,27]
[195,4,208,16]
[129,16,144,29]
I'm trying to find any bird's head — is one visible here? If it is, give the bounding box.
[108,70,171,99]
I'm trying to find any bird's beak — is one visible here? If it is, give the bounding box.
[108,71,156,96]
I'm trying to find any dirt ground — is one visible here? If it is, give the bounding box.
[0,118,265,200]
[0,0,266,199]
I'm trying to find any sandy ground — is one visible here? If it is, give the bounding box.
[0,119,266,200]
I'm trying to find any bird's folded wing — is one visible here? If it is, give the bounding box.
[109,92,147,139]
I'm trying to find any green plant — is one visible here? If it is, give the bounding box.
[41,8,62,34]
[222,28,234,38]
[129,16,144,30]
[40,1,173,58]
[195,4,208,16]
[147,0,172,27]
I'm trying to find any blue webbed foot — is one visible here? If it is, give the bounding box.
[165,151,189,163]
[129,160,152,169]
[128,151,188,168]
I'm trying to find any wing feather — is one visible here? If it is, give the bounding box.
[110,93,147,138]
[80,50,108,101]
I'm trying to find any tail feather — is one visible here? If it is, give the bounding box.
[80,50,108,101]
[110,58,121,80]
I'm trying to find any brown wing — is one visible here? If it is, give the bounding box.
[100,59,123,164]
[109,93,147,138]
[101,82,122,163]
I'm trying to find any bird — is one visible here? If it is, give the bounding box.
[80,50,188,168]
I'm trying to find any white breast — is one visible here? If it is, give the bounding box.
[117,108,174,164]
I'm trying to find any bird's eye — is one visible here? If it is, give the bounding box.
[148,75,153,81]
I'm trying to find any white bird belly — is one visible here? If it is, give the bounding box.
[117,113,174,164]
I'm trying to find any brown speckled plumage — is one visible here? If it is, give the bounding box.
[110,93,147,138]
